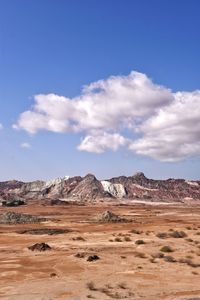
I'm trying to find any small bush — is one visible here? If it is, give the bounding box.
[130,229,143,234]
[114,237,122,242]
[163,255,176,263]
[118,282,127,289]
[160,246,173,253]
[135,239,145,245]
[134,251,146,258]
[179,258,200,268]
[72,236,85,241]
[169,230,187,238]
[186,226,192,230]
[151,252,164,259]
[185,238,193,242]
[124,236,131,242]
[156,232,168,239]
[75,252,85,258]
[192,271,198,275]
[87,281,97,291]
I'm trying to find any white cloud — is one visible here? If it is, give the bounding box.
[20,142,31,149]
[13,71,172,134]
[129,91,200,161]
[0,123,3,130]
[78,132,129,153]
[13,71,200,161]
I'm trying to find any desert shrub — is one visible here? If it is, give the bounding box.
[169,230,187,238]
[151,252,164,259]
[156,232,168,239]
[186,226,192,230]
[105,284,113,289]
[130,229,143,234]
[114,237,122,242]
[163,255,176,263]
[134,251,146,258]
[87,281,97,291]
[124,236,131,242]
[118,282,127,289]
[179,258,200,268]
[75,252,85,258]
[186,255,194,259]
[192,271,198,275]
[185,238,193,242]
[160,246,173,253]
[72,236,85,241]
[135,239,145,245]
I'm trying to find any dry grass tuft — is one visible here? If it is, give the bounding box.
[160,246,174,253]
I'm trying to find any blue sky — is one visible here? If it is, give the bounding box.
[0,0,200,181]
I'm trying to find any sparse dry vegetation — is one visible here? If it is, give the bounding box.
[135,239,145,245]
[160,246,174,253]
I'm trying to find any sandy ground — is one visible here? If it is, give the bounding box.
[0,201,200,300]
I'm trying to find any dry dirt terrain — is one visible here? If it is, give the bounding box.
[0,201,200,300]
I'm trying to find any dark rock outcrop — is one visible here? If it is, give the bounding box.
[0,212,47,224]
[28,243,51,251]
[2,199,25,207]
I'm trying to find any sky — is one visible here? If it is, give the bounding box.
[0,0,200,181]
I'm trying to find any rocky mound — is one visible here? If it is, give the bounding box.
[28,243,51,251]
[0,212,47,224]
[95,210,128,223]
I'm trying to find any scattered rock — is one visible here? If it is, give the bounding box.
[0,212,47,224]
[87,255,100,262]
[96,210,128,223]
[28,243,51,251]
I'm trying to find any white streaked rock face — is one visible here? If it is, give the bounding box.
[101,181,126,198]
[185,180,199,187]
[45,176,70,188]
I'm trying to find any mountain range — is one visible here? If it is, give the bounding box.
[0,172,200,203]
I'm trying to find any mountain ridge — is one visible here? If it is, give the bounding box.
[0,172,200,203]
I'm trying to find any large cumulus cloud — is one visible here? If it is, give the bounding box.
[13,71,200,161]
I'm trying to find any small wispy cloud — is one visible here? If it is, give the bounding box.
[0,123,3,130]
[20,142,31,149]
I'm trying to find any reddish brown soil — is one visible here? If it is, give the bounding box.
[0,202,200,300]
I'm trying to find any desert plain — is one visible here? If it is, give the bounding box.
[0,200,200,300]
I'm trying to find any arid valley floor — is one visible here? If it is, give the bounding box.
[0,201,200,300]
